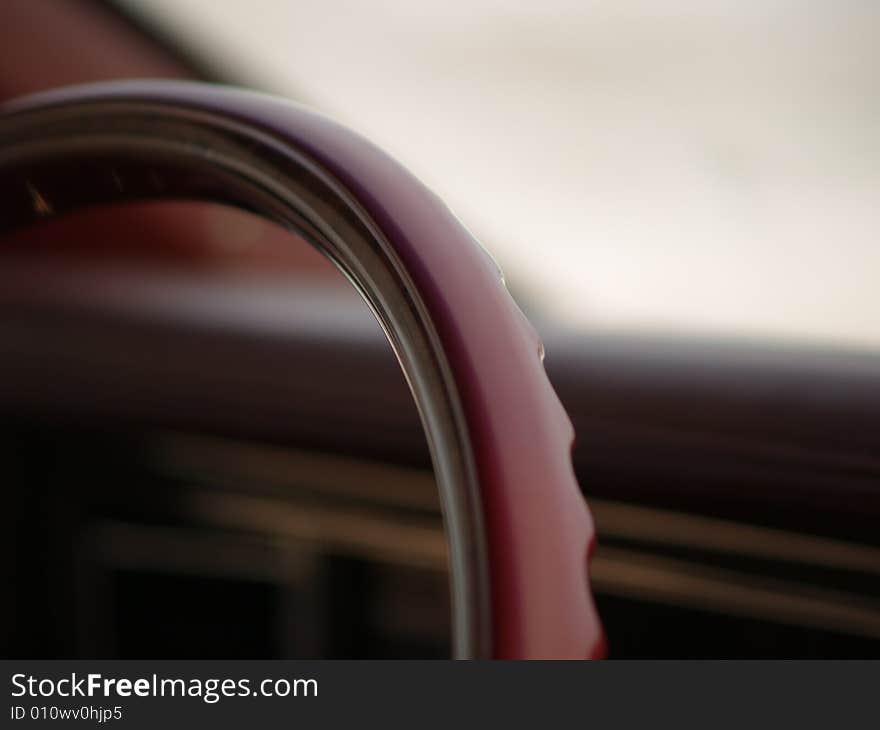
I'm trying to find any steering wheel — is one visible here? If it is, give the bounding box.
[0,81,604,659]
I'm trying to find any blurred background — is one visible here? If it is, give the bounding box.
[120,0,880,347]
[2,0,879,659]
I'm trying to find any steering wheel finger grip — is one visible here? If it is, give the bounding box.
[0,81,604,659]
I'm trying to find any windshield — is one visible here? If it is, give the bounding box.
[116,0,879,350]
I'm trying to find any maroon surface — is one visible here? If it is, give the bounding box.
[1,81,604,659]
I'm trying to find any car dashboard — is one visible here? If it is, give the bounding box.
[3,242,879,659]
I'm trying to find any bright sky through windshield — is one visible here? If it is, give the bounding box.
[120,1,879,348]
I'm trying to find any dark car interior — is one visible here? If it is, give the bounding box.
[2,0,879,659]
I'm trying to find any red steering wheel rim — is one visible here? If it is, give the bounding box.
[0,80,604,659]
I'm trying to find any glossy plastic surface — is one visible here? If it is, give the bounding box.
[0,81,604,659]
